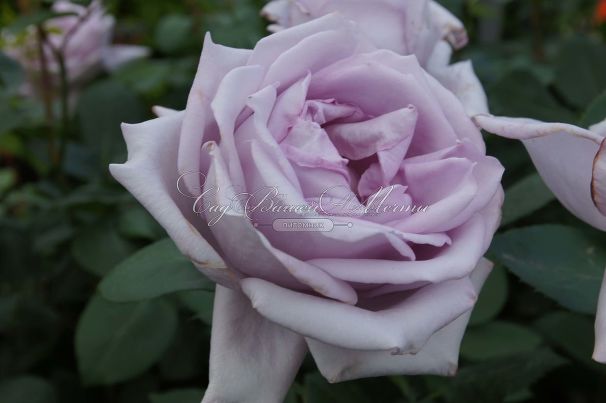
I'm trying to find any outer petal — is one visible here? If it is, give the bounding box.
[473,115,603,142]
[152,105,179,117]
[594,269,606,363]
[592,139,606,216]
[474,115,606,230]
[592,118,606,136]
[202,285,307,403]
[427,41,488,116]
[261,0,316,32]
[109,113,236,287]
[306,258,493,382]
[240,273,478,352]
[428,1,468,49]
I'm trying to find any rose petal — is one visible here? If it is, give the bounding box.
[261,0,311,31]
[592,138,606,216]
[211,64,265,190]
[152,105,179,117]
[306,258,493,382]
[399,153,503,234]
[594,269,606,363]
[202,141,306,290]
[250,13,369,67]
[591,118,606,137]
[256,236,359,305]
[428,1,468,49]
[397,157,479,233]
[109,113,235,286]
[311,56,460,153]
[263,28,360,89]
[427,41,488,117]
[326,106,417,160]
[475,115,606,230]
[268,74,311,140]
[309,213,487,284]
[178,33,252,196]
[473,115,603,142]
[202,285,307,403]
[241,271,478,352]
[243,139,415,261]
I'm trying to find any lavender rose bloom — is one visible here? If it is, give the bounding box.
[262,0,488,116]
[2,0,148,87]
[111,15,503,402]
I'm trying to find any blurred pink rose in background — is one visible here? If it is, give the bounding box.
[2,0,148,88]
[111,13,504,403]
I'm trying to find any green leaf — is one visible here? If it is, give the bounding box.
[71,221,135,276]
[0,168,17,196]
[285,383,304,403]
[149,389,204,403]
[469,265,508,325]
[202,1,265,49]
[76,80,145,172]
[158,320,206,381]
[554,37,606,109]
[491,225,606,314]
[535,311,600,368]
[178,289,214,324]
[0,52,24,89]
[0,305,61,371]
[489,69,575,123]
[99,238,212,302]
[118,206,164,240]
[0,376,57,403]
[0,295,18,332]
[504,389,533,403]
[501,173,555,226]
[449,348,566,403]
[61,142,97,180]
[0,92,29,135]
[113,59,173,96]
[154,14,193,54]
[461,321,542,361]
[33,222,74,255]
[75,295,178,385]
[580,91,606,128]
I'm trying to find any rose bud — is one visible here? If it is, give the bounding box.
[111,15,504,402]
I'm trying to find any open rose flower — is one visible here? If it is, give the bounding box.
[474,114,606,363]
[2,0,148,88]
[111,14,504,402]
[262,0,489,116]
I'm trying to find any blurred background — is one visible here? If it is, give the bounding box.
[1,0,606,402]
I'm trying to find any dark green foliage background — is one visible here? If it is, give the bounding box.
[1,0,606,402]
